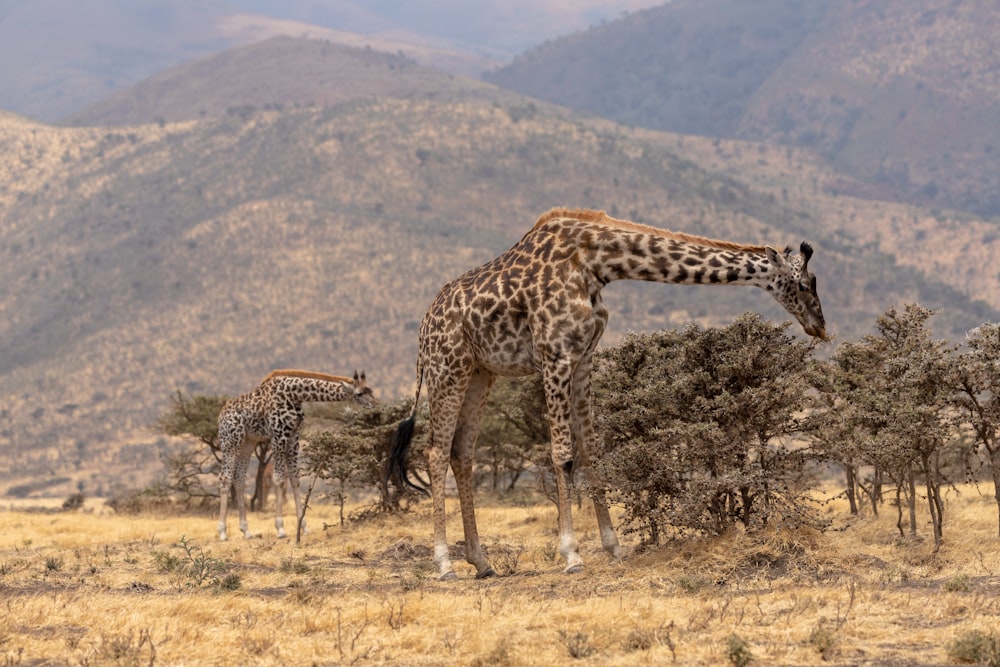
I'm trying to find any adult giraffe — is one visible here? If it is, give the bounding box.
[389,208,827,579]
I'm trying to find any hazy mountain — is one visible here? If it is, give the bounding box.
[66,36,529,126]
[485,0,1000,217]
[225,0,664,57]
[0,0,659,123]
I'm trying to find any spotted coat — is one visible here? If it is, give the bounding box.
[217,369,376,540]
[389,208,826,579]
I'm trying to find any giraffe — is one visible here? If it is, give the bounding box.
[388,207,827,579]
[217,369,377,541]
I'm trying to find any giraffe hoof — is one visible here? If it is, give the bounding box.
[438,571,458,582]
[563,563,584,575]
[475,567,497,579]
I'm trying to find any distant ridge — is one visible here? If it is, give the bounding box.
[485,0,1000,217]
[66,36,511,126]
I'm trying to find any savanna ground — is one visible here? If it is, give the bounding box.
[2,482,999,667]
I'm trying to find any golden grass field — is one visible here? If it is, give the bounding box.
[2,483,999,666]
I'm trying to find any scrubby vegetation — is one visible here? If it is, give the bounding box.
[148,303,1000,561]
[5,302,1000,664]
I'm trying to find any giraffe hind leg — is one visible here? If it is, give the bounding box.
[570,359,622,562]
[217,432,246,540]
[426,373,475,580]
[234,440,255,539]
[273,459,287,539]
[450,368,496,578]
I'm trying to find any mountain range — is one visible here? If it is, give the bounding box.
[486,0,1000,217]
[2,1,998,498]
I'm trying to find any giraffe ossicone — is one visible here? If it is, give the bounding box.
[217,369,377,541]
[388,208,826,580]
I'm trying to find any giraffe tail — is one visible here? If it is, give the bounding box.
[385,369,430,495]
[387,416,430,495]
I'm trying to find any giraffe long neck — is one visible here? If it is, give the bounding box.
[276,377,353,404]
[582,225,772,289]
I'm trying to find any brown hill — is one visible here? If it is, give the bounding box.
[0,0,497,123]
[1,92,996,499]
[484,0,1000,217]
[66,36,520,126]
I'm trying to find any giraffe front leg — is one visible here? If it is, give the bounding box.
[452,451,495,578]
[285,435,308,541]
[553,457,584,574]
[235,466,254,539]
[544,364,584,574]
[273,476,287,539]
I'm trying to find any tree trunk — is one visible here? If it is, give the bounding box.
[907,466,917,536]
[923,452,943,552]
[990,444,1000,538]
[843,462,859,515]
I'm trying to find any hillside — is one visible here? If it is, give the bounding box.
[484,0,1000,217]
[2,95,997,500]
[66,36,524,127]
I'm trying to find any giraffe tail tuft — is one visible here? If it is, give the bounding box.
[386,415,429,495]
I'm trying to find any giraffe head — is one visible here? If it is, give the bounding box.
[352,370,378,408]
[764,242,827,340]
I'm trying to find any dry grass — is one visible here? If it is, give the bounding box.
[2,484,1000,666]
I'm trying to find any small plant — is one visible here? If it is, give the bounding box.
[623,622,676,657]
[726,634,753,667]
[677,574,709,594]
[279,559,310,575]
[45,556,64,572]
[488,543,524,577]
[808,622,837,660]
[217,573,242,591]
[92,628,156,666]
[947,630,1000,665]
[471,637,515,667]
[944,574,972,593]
[151,550,184,574]
[558,630,595,659]
[163,536,230,588]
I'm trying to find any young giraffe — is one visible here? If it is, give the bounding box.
[389,207,827,580]
[217,369,377,541]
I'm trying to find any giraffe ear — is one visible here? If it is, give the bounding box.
[765,246,786,269]
[800,242,813,269]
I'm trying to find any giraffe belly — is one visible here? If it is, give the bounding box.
[473,339,540,377]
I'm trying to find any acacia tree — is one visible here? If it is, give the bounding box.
[950,323,1000,536]
[808,342,890,516]
[592,313,819,544]
[476,375,551,494]
[305,399,421,517]
[814,304,955,549]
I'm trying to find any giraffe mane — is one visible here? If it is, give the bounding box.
[262,369,355,384]
[533,207,771,253]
